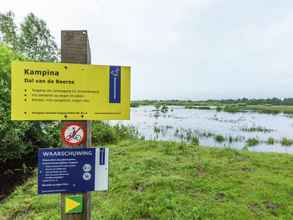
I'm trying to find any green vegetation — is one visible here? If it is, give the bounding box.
[92,122,140,145]
[0,11,58,61]
[244,105,281,114]
[281,138,293,146]
[174,128,201,144]
[0,44,55,163]
[0,140,293,219]
[185,105,211,110]
[132,99,293,114]
[214,134,225,143]
[1,11,293,220]
[173,128,246,145]
[246,138,259,147]
[191,135,199,145]
[266,137,275,145]
[153,103,169,113]
[216,106,222,112]
[160,104,169,113]
[241,127,274,133]
[153,126,161,134]
[133,97,293,107]
[0,11,59,165]
[223,105,241,113]
[243,136,293,147]
[130,102,140,108]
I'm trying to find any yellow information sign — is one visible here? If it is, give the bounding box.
[11,61,130,120]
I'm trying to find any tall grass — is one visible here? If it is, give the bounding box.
[241,126,274,133]
[92,122,140,145]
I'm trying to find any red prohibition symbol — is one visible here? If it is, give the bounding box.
[61,122,87,146]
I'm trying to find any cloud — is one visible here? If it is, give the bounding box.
[2,0,293,99]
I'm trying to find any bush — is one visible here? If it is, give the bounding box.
[216,106,222,112]
[92,122,139,145]
[130,102,140,108]
[281,137,293,146]
[266,137,275,145]
[246,138,259,147]
[0,45,58,163]
[160,104,169,113]
[214,135,225,143]
[223,105,240,113]
[92,122,117,145]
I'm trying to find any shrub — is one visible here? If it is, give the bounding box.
[92,122,117,145]
[160,104,169,113]
[223,105,240,113]
[266,137,275,145]
[191,136,199,145]
[281,137,293,146]
[92,122,139,145]
[246,138,259,147]
[216,106,222,112]
[130,102,139,108]
[214,135,225,143]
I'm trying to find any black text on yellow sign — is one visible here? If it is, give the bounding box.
[11,61,131,121]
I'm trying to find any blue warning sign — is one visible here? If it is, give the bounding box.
[38,147,108,194]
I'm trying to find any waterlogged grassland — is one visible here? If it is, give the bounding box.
[124,105,293,153]
[132,100,293,114]
[1,140,293,220]
[245,105,293,114]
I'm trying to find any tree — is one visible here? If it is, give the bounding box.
[0,44,59,163]
[0,11,58,61]
[0,12,60,163]
[0,11,17,49]
[19,13,58,61]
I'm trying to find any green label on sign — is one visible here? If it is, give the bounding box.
[65,195,83,214]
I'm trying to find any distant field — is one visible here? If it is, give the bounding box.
[244,105,293,114]
[132,100,293,114]
[1,140,292,220]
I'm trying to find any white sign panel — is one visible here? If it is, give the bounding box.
[95,148,109,191]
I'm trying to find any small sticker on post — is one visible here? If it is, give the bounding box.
[61,122,87,146]
[65,195,83,214]
[109,66,121,103]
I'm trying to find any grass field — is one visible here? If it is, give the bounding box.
[244,105,293,114]
[0,140,293,220]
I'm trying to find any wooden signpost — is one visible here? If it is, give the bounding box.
[60,30,91,220]
[11,30,130,220]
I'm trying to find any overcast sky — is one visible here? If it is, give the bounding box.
[2,0,293,100]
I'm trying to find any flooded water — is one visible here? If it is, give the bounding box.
[112,106,293,154]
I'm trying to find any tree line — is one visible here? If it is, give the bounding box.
[0,11,59,165]
[205,98,293,106]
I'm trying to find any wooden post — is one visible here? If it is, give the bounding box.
[60,30,91,220]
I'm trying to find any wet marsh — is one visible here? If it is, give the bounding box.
[113,106,293,153]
